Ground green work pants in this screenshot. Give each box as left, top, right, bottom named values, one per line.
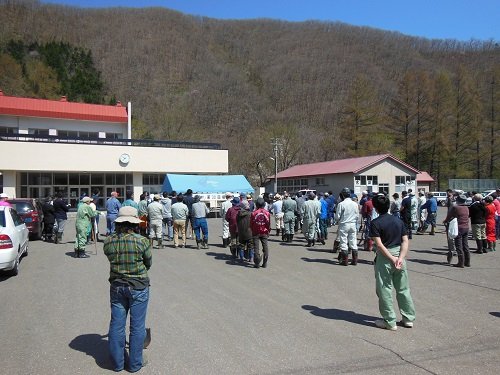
left=374, top=246, right=416, bottom=327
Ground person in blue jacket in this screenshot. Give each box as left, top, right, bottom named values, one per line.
left=417, top=192, right=438, bottom=235
left=326, top=191, right=336, bottom=227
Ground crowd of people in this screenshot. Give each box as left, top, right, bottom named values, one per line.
left=20, top=184, right=498, bottom=361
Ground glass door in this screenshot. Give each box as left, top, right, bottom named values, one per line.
left=69, top=187, right=81, bottom=209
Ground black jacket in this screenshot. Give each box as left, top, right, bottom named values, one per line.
left=42, top=202, right=56, bottom=224
left=237, top=209, right=252, bottom=242
left=468, top=201, right=486, bottom=224
left=53, top=198, right=69, bottom=220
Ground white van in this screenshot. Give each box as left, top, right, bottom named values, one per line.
left=429, top=191, right=448, bottom=206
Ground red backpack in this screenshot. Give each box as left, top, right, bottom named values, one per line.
left=252, top=209, right=270, bottom=236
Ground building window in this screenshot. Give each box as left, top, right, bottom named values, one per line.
left=0, top=127, right=17, bottom=135
left=106, top=133, right=122, bottom=139
left=29, top=128, right=50, bottom=136
left=355, top=175, right=378, bottom=186
left=277, top=178, right=309, bottom=193
left=378, top=183, right=389, bottom=195
left=19, top=172, right=132, bottom=209
left=58, top=130, right=78, bottom=138
left=315, top=177, right=325, bottom=185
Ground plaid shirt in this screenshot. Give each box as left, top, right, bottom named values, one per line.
left=104, top=232, right=152, bottom=284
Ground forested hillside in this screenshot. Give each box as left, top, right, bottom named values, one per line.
left=0, top=0, right=499, bottom=188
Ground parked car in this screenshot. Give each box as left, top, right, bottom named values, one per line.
left=482, top=190, right=496, bottom=198
left=296, top=189, right=317, bottom=197
left=0, top=206, right=29, bottom=276
left=7, top=198, right=44, bottom=240
left=429, top=191, right=448, bottom=206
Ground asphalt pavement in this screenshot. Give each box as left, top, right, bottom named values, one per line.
left=1, top=207, right=499, bottom=375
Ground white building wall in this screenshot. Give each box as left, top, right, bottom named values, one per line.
left=0, top=141, right=228, bottom=173
left=358, top=159, right=416, bottom=194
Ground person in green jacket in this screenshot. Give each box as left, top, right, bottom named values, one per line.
left=75, top=196, right=96, bottom=258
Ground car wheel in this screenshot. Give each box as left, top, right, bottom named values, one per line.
left=23, top=242, right=29, bottom=257
left=7, top=258, right=19, bottom=277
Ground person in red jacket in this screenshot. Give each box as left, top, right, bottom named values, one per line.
left=484, top=196, right=497, bottom=251
left=251, top=197, right=271, bottom=268
left=225, top=196, right=241, bottom=258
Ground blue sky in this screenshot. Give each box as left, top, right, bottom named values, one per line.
left=42, top=0, right=499, bottom=41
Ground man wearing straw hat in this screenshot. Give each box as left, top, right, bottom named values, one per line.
left=104, top=206, right=152, bottom=372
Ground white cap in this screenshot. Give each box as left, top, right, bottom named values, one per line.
left=0, top=193, right=8, bottom=198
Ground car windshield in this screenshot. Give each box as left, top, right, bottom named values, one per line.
left=0, top=211, right=5, bottom=227
left=10, top=202, right=34, bottom=213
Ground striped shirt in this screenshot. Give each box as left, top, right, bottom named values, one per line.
left=104, top=232, right=152, bottom=289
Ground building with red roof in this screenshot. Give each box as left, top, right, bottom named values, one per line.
left=267, top=154, right=426, bottom=196
left=0, top=92, right=228, bottom=206
left=416, top=171, right=435, bottom=192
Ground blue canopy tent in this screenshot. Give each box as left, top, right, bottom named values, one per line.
left=161, top=174, right=253, bottom=194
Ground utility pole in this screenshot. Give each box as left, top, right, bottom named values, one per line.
left=271, top=138, right=282, bottom=193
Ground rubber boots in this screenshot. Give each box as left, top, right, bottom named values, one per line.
left=483, top=239, right=488, bottom=251
left=351, top=251, right=358, bottom=266
left=475, top=240, right=483, bottom=254
left=339, top=251, right=349, bottom=266
left=464, top=251, right=471, bottom=267
left=262, top=255, right=268, bottom=268
left=453, top=255, right=464, bottom=268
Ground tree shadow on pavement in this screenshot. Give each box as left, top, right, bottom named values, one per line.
left=489, top=312, right=500, bottom=318
left=302, top=305, right=377, bottom=327
left=69, top=333, right=113, bottom=370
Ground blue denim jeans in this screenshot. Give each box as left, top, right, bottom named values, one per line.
left=162, top=217, right=173, bottom=239
left=193, top=217, right=208, bottom=241
left=108, top=285, right=149, bottom=372
left=106, top=215, right=117, bottom=235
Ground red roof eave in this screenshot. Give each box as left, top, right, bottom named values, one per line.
left=0, top=94, right=128, bottom=123
left=0, top=108, right=127, bottom=123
